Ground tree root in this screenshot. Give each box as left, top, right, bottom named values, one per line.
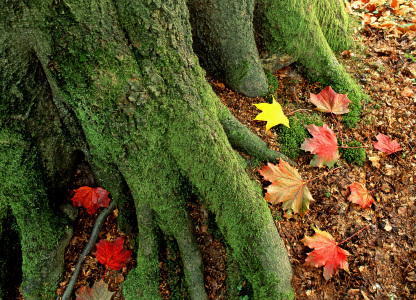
left=218, top=105, right=295, bottom=165
left=173, top=214, right=207, bottom=300
left=59, top=202, right=116, bottom=300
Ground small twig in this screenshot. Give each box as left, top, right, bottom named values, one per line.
left=58, top=202, right=116, bottom=300
left=304, top=166, right=343, bottom=184
left=337, top=224, right=370, bottom=246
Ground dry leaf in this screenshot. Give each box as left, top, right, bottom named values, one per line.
left=253, top=96, right=290, bottom=131
left=309, top=86, right=351, bottom=115
left=373, top=133, right=402, bottom=154
left=259, top=159, right=313, bottom=217
left=402, top=87, right=415, bottom=97
left=348, top=182, right=375, bottom=209
left=301, top=124, right=339, bottom=168
left=302, top=226, right=349, bottom=280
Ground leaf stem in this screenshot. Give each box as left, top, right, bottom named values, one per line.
left=331, top=112, right=345, bottom=146
left=338, top=146, right=367, bottom=149
left=304, top=166, right=343, bottom=184
left=337, top=224, right=370, bottom=246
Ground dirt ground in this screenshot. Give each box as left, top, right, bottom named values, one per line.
left=16, top=2, right=416, bottom=300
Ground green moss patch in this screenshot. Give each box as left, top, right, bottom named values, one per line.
left=275, top=113, right=323, bottom=159
left=340, top=140, right=366, bottom=166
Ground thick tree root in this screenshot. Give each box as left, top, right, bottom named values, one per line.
left=172, top=214, right=207, bottom=300
left=123, top=205, right=160, bottom=299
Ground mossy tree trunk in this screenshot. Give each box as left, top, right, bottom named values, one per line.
left=0, top=0, right=362, bottom=299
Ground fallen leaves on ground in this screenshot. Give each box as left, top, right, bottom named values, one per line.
left=95, top=237, right=132, bottom=271
left=373, top=133, right=403, bottom=154
left=301, top=124, right=339, bottom=168
left=76, top=280, right=114, bottom=300
left=71, top=186, right=111, bottom=215
left=253, top=96, right=290, bottom=131
left=259, top=159, right=313, bottom=217
left=309, top=86, right=351, bottom=114
left=348, top=182, right=375, bottom=208
left=348, top=0, right=416, bottom=37
left=302, top=226, right=349, bottom=280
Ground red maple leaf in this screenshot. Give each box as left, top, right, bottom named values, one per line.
left=348, top=182, right=374, bottom=209
left=309, top=86, right=351, bottom=115
left=301, top=226, right=349, bottom=280
left=300, top=124, right=339, bottom=168
left=76, top=280, right=114, bottom=300
left=95, top=237, right=132, bottom=271
left=71, top=186, right=111, bottom=215
left=373, top=133, right=402, bottom=154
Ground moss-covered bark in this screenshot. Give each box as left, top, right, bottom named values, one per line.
left=258, top=0, right=367, bottom=127
left=0, top=0, right=364, bottom=299
left=188, top=0, right=268, bottom=97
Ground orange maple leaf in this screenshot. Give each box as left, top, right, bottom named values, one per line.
left=348, top=182, right=374, bottom=209
left=71, top=186, right=111, bottom=215
left=259, top=159, right=313, bottom=217
left=373, top=133, right=402, bottom=154
left=302, top=226, right=349, bottom=280
left=309, top=86, right=351, bottom=115
left=301, top=124, right=339, bottom=168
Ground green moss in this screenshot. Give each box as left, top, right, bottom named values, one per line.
left=260, top=0, right=365, bottom=128
left=265, top=70, right=279, bottom=103
left=227, top=59, right=252, bottom=88
left=0, top=127, right=68, bottom=299
left=339, top=140, right=366, bottom=166
left=265, top=70, right=279, bottom=94
left=275, top=113, right=323, bottom=159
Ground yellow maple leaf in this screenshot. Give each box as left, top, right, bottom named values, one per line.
left=253, top=97, right=290, bottom=131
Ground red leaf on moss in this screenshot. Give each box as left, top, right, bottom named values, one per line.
left=301, top=226, right=349, bottom=280
left=309, top=86, right=351, bottom=115
left=300, top=124, right=339, bottom=168
left=76, top=280, right=114, bottom=300
left=259, top=159, right=313, bottom=217
left=71, top=186, right=111, bottom=215
left=348, top=182, right=374, bottom=209
left=95, top=237, right=132, bottom=271
left=373, top=133, right=402, bottom=154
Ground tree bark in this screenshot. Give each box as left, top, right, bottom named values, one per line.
left=188, top=0, right=268, bottom=97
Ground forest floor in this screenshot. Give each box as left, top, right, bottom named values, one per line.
left=14, top=2, right=416, bottom=300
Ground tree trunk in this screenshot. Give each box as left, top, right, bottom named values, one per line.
left=188, top=0, right=269, bottom=97
left=0, top=0, right=364, bottom=299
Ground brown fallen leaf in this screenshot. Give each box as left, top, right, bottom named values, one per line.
left=402, top=87, right=415, bottom=97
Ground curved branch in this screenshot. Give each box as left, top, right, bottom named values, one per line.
left=59, top=202, right=116, bottom=300
left=218, top=106, right=295, bottom=165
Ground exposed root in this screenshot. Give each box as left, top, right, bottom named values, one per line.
left=218, top=106, right=295, bottom=165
